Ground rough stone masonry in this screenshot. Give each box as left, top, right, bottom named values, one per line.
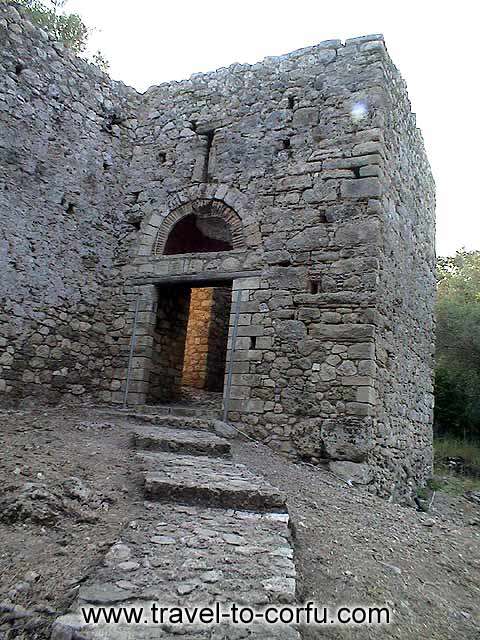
left=0, top=2, right=436, bottom=499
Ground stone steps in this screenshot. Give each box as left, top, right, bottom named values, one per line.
left=104, top=410, right=238, bottom=438
left=52, top=503, right=299, bottom=639
left=138, top=451, right=287, bottom=512
left=131, top=425, right=232, bottom=458
left=114, top=404, right=221, bottom=420
left=126, top=413, right=216, bottom=431
left=51, top=414, right=297, bottom=639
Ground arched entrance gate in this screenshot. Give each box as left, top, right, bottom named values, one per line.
left=119, top=191, right=262, bottom=417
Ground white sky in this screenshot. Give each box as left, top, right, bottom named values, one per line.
left=68, top=0, right=479, bottom=256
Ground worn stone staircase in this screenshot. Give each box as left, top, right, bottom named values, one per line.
left=52, top=416, right=299, bottom=639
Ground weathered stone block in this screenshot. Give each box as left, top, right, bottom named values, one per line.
left=324, top=442, right=367, bottom=463
left=352, top=141, right=385, bottom=156
left=277, top=175, right=313, bottom=191
left=334, top=220, right=380, bottom=246
left=347, top=343, right=375, bottom=358
left=292, top=107, right=319, bottom=127
left=303, top=179, right=338, bottom=203
left=286, top=227, right=329, bottom=251
left=345, top=402, right=373, bottom=417
left=340, top=178, right=382, bottom=199
left=356, top=386, right=376, bottom=404
left=274, top=320, right=307, bottom=342
left=310, top=324, right=375, bottom=341
left=329, top=461, right=373, bottom=484
left=265, top=267, right=307, bottom=289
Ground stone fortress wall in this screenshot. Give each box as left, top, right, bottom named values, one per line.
left=0, top=2, right=435, bottom=499
left=0, top=2, right=138, bottom=405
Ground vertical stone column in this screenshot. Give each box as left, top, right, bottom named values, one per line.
left=224, top=277, right=265, bottom=419
left=110, top=284, right=158, bottom=406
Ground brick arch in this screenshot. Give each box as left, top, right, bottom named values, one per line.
left=152, top=198, right=246, bottom=256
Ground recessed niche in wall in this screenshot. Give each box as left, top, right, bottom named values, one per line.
left=60, top=196, right=75, bottom=215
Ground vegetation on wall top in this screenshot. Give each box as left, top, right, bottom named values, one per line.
left=13, top=0, right=109, bottom=70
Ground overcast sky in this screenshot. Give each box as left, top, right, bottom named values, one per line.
left=68, top=0, right=478, bottom=256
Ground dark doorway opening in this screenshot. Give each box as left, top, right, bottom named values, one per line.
left=164, top=214, right=233, bottom=255
left=148, top=282, right=233, bottom=406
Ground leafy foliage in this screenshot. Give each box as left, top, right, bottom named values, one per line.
left=435, top=251, right=480, bottom=440
left=14, top=0, right=109, bottom=69
left=90, top=49, right=110, bottom=73
left=15, top=0, right=88, bottom=53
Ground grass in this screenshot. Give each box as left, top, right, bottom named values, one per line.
left=433, top=473, right=480, bottom=496
left=432, top=436, right=480, bottom=496
left=434, top=436, right=480, bottom=468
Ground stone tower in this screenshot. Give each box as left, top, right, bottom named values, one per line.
left=0, top=3, right=435, bottom=499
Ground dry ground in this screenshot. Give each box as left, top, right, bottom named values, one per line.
left=234, top=441, right=480, bottom=640
left=0, top=406, right=479, bottom=639
left=0, top=406, right=143, bottom=638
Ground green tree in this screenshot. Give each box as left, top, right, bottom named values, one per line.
left=14, top=0, right=109, bottom=69
left=435, top=250, right=480, bottom=440
left=15, top=0, right=88, bottom=53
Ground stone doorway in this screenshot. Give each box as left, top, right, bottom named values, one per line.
left=147, top=282, right=233, bottom=407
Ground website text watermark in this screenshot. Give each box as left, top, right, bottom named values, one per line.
left=81, top=602, right=391, bottom=627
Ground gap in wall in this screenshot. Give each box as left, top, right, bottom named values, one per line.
left=147, top=282, right=233, bottom=407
